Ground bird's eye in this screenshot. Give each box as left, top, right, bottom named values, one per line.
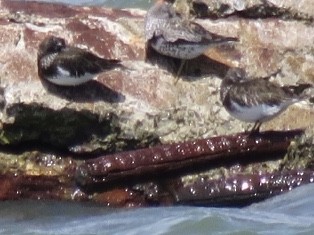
left=54, top=40, right=65, bottom=51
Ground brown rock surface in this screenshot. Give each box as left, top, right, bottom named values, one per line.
left=0, top=0, right=313, bottom=206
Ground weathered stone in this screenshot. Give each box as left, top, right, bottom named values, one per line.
left=190, top=0, right=314, bottom=20
left=0, top=0, right=312, bottom=206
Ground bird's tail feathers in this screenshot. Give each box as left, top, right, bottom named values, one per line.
left=210, top=35, right=238, bottom=45
left=98, top=59, right=129, bottom=71
left=286, top=83, right=314, bottom=100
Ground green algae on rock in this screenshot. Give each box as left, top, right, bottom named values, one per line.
left=1, top=103, right=159, bottom=154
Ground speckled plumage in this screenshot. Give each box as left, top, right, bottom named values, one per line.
left=37, top=36, right=122, bottom=86
left=144, top=0, right=238, bottom=60
left=220, top=68, right=310, bottom=132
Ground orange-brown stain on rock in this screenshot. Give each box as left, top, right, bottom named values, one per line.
left=94, top=188, right=147, bottom=207
left=3, top=1, right=79, bottom=18
left=74, top=28, right=137, bottom=60
left=67, top=20, right=91, bottom=33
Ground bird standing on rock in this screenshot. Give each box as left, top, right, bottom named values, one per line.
left=37, top=36, right=122, bottom=86
left=144, top=0, right=238, bottom=82
left=220, top=67, right=313, bottom=133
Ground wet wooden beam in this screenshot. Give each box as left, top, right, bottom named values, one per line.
left=77, top=129, right=304, bottom=186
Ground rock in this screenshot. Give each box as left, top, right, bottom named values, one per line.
left=0, top=0, right=313, bottom=206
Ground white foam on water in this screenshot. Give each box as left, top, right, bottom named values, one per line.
left=1, top=185, right=314, bottom=235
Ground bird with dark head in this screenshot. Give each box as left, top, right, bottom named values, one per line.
left=37, top=36, right=122, bottom=86
left=220, top=67, right=313, bottom=133
left=144, top=0, right=238, bottom=81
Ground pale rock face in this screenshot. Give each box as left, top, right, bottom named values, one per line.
left=0, top=0, right=312, bottom=205
left=0, top=0, right=313, bottom=145
left=0, top=0, right=313, bottom=144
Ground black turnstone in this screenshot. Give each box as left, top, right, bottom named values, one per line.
left=144, top=0, right=238, bottom=80
left=37, top=36, right=122, bottom=86
left=220, top=68, right=312, bottom=133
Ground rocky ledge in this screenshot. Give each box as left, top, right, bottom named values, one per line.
left=0, top=0, right=313, bottom=207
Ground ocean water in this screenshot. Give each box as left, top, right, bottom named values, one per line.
left=1, top=184, right=314, bottom=235
left=4, top=1, right=314, bottom=234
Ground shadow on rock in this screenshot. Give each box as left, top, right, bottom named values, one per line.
left=145, top=45, right=231, bottom=82
left=40, top=78, right=125, bottom=103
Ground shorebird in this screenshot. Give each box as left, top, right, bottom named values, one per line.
left=220, top=67, right=312, bottom=133
left=37, top=36, right=122, bottom=86
left=144, top=0, right=238, bottom=82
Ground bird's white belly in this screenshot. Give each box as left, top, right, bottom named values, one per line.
left=151, top=37, right=207, bottom=59
left=47, top=74, right=94, bottom=86
left=228, top=101, right=285, bottom=123
left=47, top=67, right=94, bottom=86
